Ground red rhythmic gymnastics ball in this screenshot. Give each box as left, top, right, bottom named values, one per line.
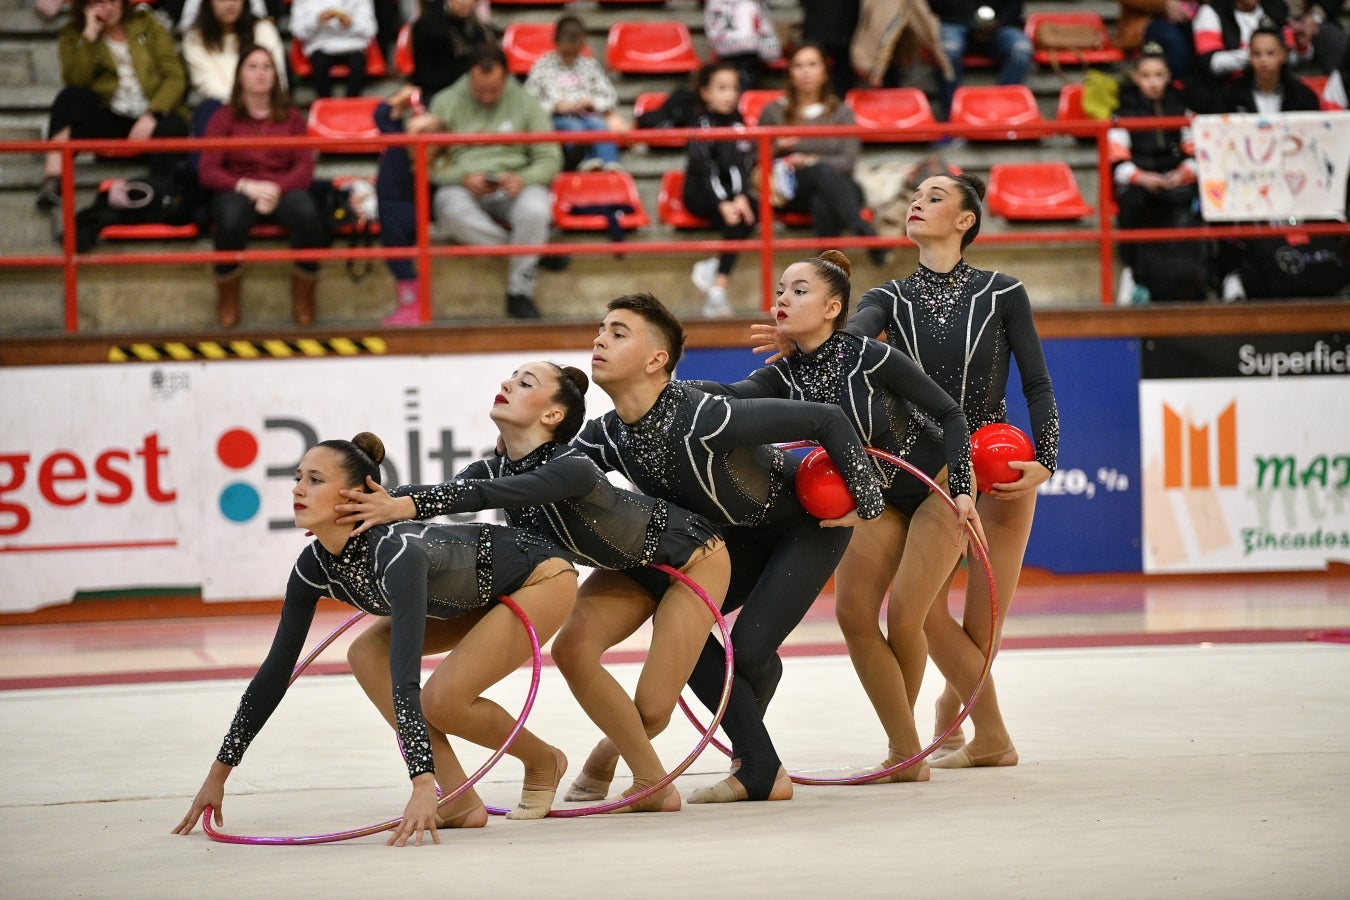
left=795, top=448, right=856, bottom=520
left=971, top=423, right=1034, bottom=493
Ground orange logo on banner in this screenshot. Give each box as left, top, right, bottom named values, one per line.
left=1162, top=401, right=1238, bottom=489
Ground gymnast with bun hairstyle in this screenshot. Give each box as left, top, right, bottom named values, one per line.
left=332, top=362, right=731, bottom=814
left=762, top=173, right=1059, bottom=769
left=173, top=431, right=578, bottom=846
left=693, top=249, right=980, bottom=782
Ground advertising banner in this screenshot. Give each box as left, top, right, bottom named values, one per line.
left=0, top=353, right=608, bottom=613
left=1194, top=112, right=1350, bottom=222
left=1139, top=333, right=1350, bottom=573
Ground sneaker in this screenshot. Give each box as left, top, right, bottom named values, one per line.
left=1221, top=272, right=1246, bottom=303
left=691, top=256, right=719, bottom=293
left=578, top=157, right=605, bottom=172
left=35, top=175, right=60, bottom=211
left=1115, top=266, right=1136, bottom=306
left=602, top=160, right=624, bottom=172
left=506, top=293, right=542, bottom=319
left=382, top=303, right=426, bottom=327
left=702, top=285, right=733, bottom=318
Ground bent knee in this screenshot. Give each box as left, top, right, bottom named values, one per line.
left=549, top=621, right=600, bottom=676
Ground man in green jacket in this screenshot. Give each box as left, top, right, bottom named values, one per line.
left=428, top=46, right=564, bottom=319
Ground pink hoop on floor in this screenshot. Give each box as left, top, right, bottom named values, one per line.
left=484, top=562, right=735, bottom=817
left=201, top=594, right=543, bottom=845
left=677, top=442, right=1002, bottom=785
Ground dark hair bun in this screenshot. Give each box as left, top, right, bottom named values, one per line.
left=818, top=249, right=852, bottom=279
left=351, top=432, right=386, bottom=465
left=957, top=173, right=987, bottom=201
left=560, top=365, right=590, bottom=396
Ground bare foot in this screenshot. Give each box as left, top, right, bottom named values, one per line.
left=929, top=744, right=1018, bottom=769
left=506, top=746, right=567, bottom=820
left=609, top=780, right=681, bottom=813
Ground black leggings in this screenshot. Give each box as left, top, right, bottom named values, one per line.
left=685, top=191, right=758, bottom=277
left=47, top=86, right=188, bottom=175
left=211, top=189, right=328, bottom=276
left=685, top=511, right=852, bottom=799
left=782, top=163, right=870, bottom=239
left=308, top=49, right=367, bottom=98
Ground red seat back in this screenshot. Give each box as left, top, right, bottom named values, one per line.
left=551, top=171, right=651, bottom=230
left=948, top=85, right=1042, bottom=128
left=987, top=162, right=1093, bottom=221
left=657, top=170, right=711, bottom=229
left=845, top=88, right=935, bottom=136
left=738, top=90, right=784, bottom=126
left=606, top=21, right=700, bottom=74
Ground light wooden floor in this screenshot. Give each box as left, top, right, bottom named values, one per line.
left=2, top=572, right=1348, bottom=898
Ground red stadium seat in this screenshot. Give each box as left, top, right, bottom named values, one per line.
left=987, top=161, right=1093, bottom=221
left=306, top=96, right=383, bottom=149
left=503, top=22, right=591, bottom=76
left=633, top=91, right=685, bottom=148
left=777, top=207, right=873, bottom=228
left=1025, top=13, right=1124, bottom=68
left=550, top=171, right=651, bottom=230
left=1056, top=83, right=1087, bottom=121
left=288, top=38, right=388, bottom=80
left=606, top=21, right=700, bottom=74
left=1300, top=75, right=1342, bottom=110
left=948, top=85, right=1042, bottom=131
left=657, top=170, right=711, bottom=229
left=844, top=88, right=935, bottom=137
left=393, top=22, right=414, bottom=76
left=94, top=181, right=200, bottom=240
left=738, top=89, right=783, bottom=126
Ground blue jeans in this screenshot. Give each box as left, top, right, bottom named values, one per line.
left=938, top=23, right=1034, bottom=120
left=552, top=113, right=619, bottom=166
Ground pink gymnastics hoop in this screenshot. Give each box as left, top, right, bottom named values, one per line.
left=677, top=442, right=1002, bottom=785
left=484, top=562, right=736, bottom=817
left=201, top=594, right=543, bottom=845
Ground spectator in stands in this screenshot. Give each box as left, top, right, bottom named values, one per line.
left=182, top=0, right=287, bottom=136
left=1188, top=0, right=1319, bottom=110
left=802, top=0, right=861, bottom=97
left=524, top=14, right=624, bottom=172
left=1109, top=44, right=1199, bottom=304
left=1211, top=25, right=1323, bottom=301
left=705, top=0, right=783, bottom=92
left=683, top=61, right=756, bottom=318
left=373, top=84, right=440, bottom=326
left=175, top=0, right=267, bottom=35
left=1117, top=0, right=1197, bottom=81
left=1216, top=22, right=1323, bottom=111
left=929, top=0, right=1033, bottom=121
left=1287, top=0, right=1349, bottom=74
left=428, top=47, right=563, bottom=320
left=37, top=0, right=190, bottom=211
left=289, top=0, right=377, bottom=98
left=412, top=0, right=495, bottom=102
left=758, top=43, right=886, bottom=265
left=199, top=46, right=328, bottom=327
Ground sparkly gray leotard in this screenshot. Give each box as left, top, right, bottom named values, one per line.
left=216, top=522, right=564, bottom=780
left=851, top=261, right=1060, bottom=471
left=689, top=330, right=973, bottom=506
left=393, top=441, right=720, bottom=575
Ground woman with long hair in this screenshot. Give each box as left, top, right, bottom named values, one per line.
left=182, top=0, right=287, bottom=135
left=198, top=46, right=329, bottom=327
left=757, top=43, right=885, bottom=264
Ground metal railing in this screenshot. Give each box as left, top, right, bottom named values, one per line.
left=2, top=113, right=1346, bottom=332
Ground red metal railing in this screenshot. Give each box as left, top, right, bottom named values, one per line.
left=2, top=114, right=1346, bottom=332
